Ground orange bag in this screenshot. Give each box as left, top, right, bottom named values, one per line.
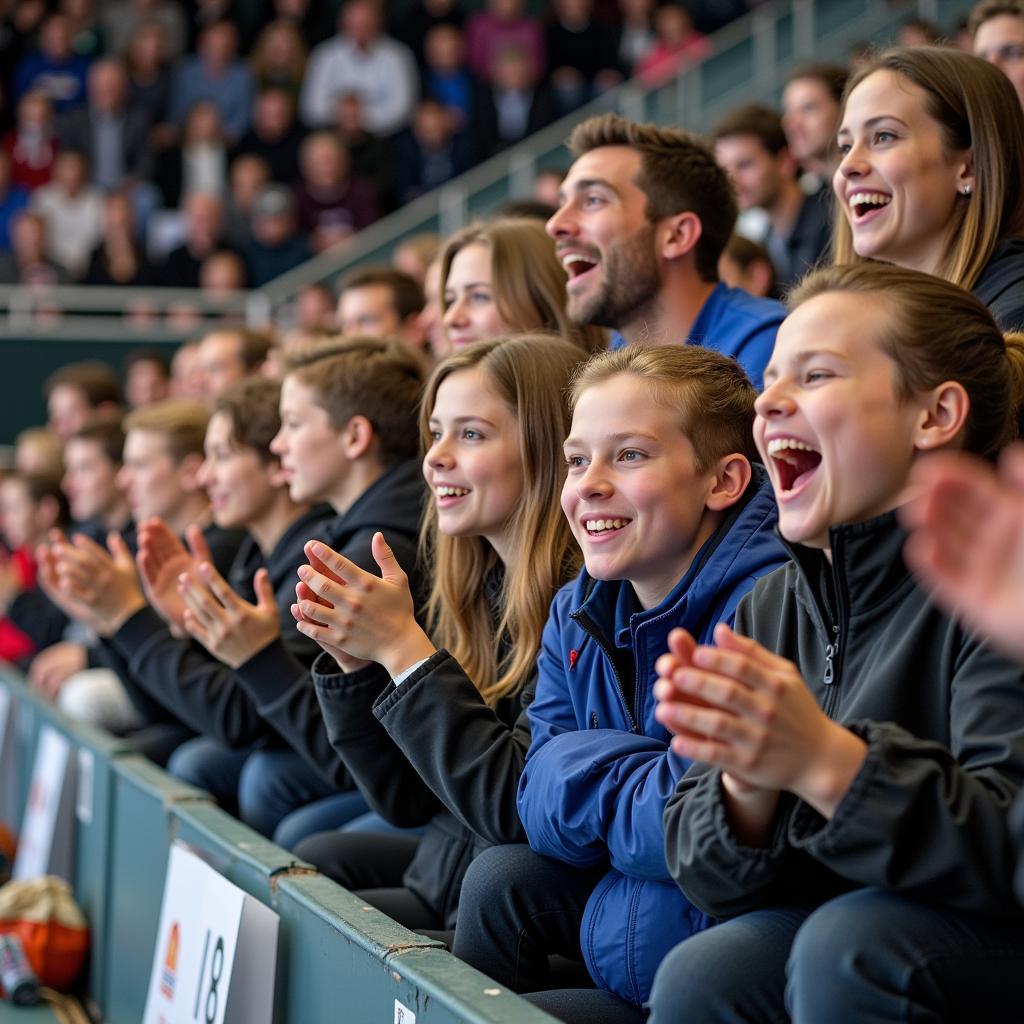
left=0, top=876, right=88, bottom=992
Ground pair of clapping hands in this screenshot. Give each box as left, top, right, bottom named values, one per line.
left=38, top=523, right=435, bottom=676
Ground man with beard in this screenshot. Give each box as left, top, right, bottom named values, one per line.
left=547, top=113, right=784, bottom=389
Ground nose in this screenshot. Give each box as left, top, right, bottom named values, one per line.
left=426, top=434, right=455, bottom=470
left=576, top=458, right=612, bottom=500
left=754, top=378, right=797, bottom=420
left=546, top=201, right=576, bottom=240
left=269, top=428, right=285, bottom=455
left=836, top=139, right=868, bottom=181
left=442, top=294, right=468, bottom=330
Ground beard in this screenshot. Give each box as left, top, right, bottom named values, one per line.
left=568, top=222, right=661, bottom=330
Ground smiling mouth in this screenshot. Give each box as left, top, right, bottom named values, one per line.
left=582, top=517, right=631, bottom=536
left=848, top=191, right=892, bottom=221
left=560, top=252, right=599, bottom=281
left=436, top=485, right=470, bottom=499
left=767, top=438, right=822, bottom=494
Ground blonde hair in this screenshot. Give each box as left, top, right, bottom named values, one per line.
left=123, top=399, right=209, bottom=461
left=440, top=218, right=606, bottom=354
left=419, top=335, right=585, bottom=705
left=832, top=47, right=1024, bottom=290
left=790, top=263, right=1024, bottom=459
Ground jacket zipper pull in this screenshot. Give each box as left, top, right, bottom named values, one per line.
left=823, top=628, right=840, bottom=685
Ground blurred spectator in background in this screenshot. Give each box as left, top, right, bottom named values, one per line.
left=31, top=149, right=104, bottom=279
left=333, top=92, right=393, bottom=209
left=0, top=210, right=68, bottom=285
left=300, top=0, right=418, bottom=135
left=44, top=362, right=121, bottom=440
left=249, top=18, right=308, bottom=100
left=713, top=103, right=831, bottom=289
left=233, top=88, right=305, bottom=186
left=169, top=340, right=206, bottom=400
left=636, top=4, right=710, bottom=87
left=396, top=0, right=464, bottom=67
left=617, top=0, right=657, bottom=76
left=84, top=191, right=156, bottom=286
left=393, top=231, right=441, bottom=285
left=478, top=46, right=556, bottom=156
left=292, top=281, right=336, bottom=331
left=199, top=249, right=248, bottom=295
left=14, top=427, right=64, bottom=478
left=62, top=0, right=104, bottom=59
left=718, top=234, right=777, bottom=299
left=545, top=0, right=621, bottom=115
left=195, top=328, right=273, bottom=399
left=415, top=254, right=443, bottom=354
left=123, top=349, right=170, bottom=408
left=295, top=130, right=379, bottom=252
left=14, top=13, right=91, bottom=114
left=242, top=183, right=312, bottom=285
left=158, top=191, right=233, bottom=287
left=465, top=0, right=544, bottom=84
left=781, top=62, right=847, bottom=187
left=155, top=100, right=228, bottom=207
left=0, top=149, right=29, bottom=251
left=532, top=166, right=565, bottom=209
left=971, top=0, right=1024, bottom=107
left=395, top=98, right=473, bottom=204
left=170, top=21, right=253, bottom=145
left=898, top=17, right=942, bottom=46
left=5, top=91, right=58, bottom=191
left=224, top=153, right=271, bottom=248
left=103, top=0, right=187, bottom=60
left=124, top=21, right=174, bottom=141
left=421, top=24, right=477, bottom=135
left=336, top=264, right=427, bottom=348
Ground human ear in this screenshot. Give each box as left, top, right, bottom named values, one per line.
left=914, top=381, right=970, bottom=452
left=957, top=149, right=974, bottom=196
left=341, top=414, right=375, bottom=460
left=661, top=211, right=702, bottom=262
left=705, top=453, right=752, bottom=511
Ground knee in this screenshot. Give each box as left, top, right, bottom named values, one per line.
left=293, top=830, right=343, bottom=873
left=648, top=939, right=705, bottom=1022
left=237, top=751, right=276, bottom=816
left=458, top=844, right=537, bottom=909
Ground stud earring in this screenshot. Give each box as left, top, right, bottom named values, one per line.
left=962, top=184, right=972, bottom=196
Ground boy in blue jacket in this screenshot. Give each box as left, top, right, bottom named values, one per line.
left=452, top=345, right=788, bottom=1021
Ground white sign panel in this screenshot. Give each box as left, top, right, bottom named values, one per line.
left=143, top=844, right=278, bottom=1024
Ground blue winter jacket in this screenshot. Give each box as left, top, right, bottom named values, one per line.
left=517, top=467, right=788, bottom=1005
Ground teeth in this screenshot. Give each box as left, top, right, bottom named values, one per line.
left=560, top=253, right=596, bottom=270
left=848, top=191, right=891, bottom=210
left=766, top=438, right=817, bottom=455
left=584, top=518, right=629, bottom=532
left=436, top=486, right=470, bottom=497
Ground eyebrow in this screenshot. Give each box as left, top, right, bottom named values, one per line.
left=764, top=348, right=849, bottom=377
left=559, top=177, right=620, bottom=204
left=443, top=281, right=490, bottom=292
left=563, top=430, right=662, bottom=448
left=429, top=414, right=500, bottom=429
left=837, top=114, right=910, bottom=135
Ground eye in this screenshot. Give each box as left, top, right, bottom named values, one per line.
left=565, top=454, right=587, bottom=468
left=470, top=289, right=492, bottom=305
left=583, top=192, right=606, bottom=209
left=804, top=369, right=833, bottom=384
left=429, top=429, right=442, bottom=442
left=873, top=130, right=896, bottom=144
left=462, top=428, right=483, bottom=440
left=619, top=449, right=644, bottom=462
left=837, top=141, right=851, bottom=155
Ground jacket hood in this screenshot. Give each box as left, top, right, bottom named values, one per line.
left=322, top=458, right=426, bottom=549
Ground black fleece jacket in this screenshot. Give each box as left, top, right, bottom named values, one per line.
left=664, top=511, right=1024, bottom=921
left=106, top=506, right=333, bottom=746
left=974, top=236, right=1024, bottom=331
left=228, top=459, right=428, bottom=790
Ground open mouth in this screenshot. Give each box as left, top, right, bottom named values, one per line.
left=847, top=191, right=892, bottom=221
left=766, top=438, right=822, bottom=494
left=581, top=516, right=632, bottom=538
left=560, top=251, right=599, bottom=283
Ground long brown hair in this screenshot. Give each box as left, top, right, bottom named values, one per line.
left=419, top=335, right=585, bottom=705
left=832, top=47, right=1024, bottom=290
left=440, top=218, right=607, bottom=354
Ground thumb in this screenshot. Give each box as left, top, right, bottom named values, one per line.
left=667, top=628, right=696, bottom=663
left=107, top=531, right=133, bottom=566
left=186, top=523, right=212, bottom=565
left=372, top=532, right=405, bottom=584
left=254, top=568, right=275, bottom=611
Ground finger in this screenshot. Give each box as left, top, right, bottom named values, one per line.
left=296, top=579, right=331, bottom=609
left=662, top=665, right=768, bottom=721
left=71, top=531, right=109, bottom=560
left=669, top=731, right=736, bottom=765
left=253, top=568, right=275, bottom=612
left=178, top=575, right=225, bottom=628
left=297, top=565, right=349, bottom=604
left=186, top=523, right=213, bottom=565
left=654, top=652, right=683, bottom=681
left=371, top=532, right=406, bottom=586
left=667, top=628, right=696, bottom=662
left=711, top=623, right=794, bottom=675
left=198, top=562, right=238, bottom=609
left=305, top=541, right=357, bottom=586
left=182, top=608, right=212, bottom=646
left=690, top=642, right=780, bottom=694
left=296, top=598, right=345, bottom=632
left=106, top=531, right=134, bottom=568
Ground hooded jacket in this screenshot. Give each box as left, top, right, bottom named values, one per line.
left=517, top=467, right=787, bottom=1006
left=663, top=512, right=1024, bottom=923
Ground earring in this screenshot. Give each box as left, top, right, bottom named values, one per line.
left=962, top=184, right=972, bottom=196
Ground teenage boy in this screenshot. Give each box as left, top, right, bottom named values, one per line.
left=451, top=347, right=788, bottom=1019
left=547, top=112, right=785, bottom=388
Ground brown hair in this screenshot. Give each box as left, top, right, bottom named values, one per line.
left=69, top=418, right=126, bottom=465
left=419, top=335, right=585, bottom=705
left=567, top=113, right=737, bottom=281
left=833, top=47, right=1024, bottom=290
left=3, top=471, right=71, bottom=529
left=200, top=328, right=275, bottom=371
left=790, top=263, right=1024, bottom=459
left=785, top=62, right=849, bottom=102
left=339, top=264, right=425, bottom=321
left=123, top=399, right=209, bottom=461
left=44, top=361, right=121, bottom=406
left=723, top=234, right=778, bottom=297
left=570, top=345, right=759, bottom=472
left=969, top=0, right=1024, bottom=35
left=213, top=377, right=282, bottom=464
left=712, top=103, right=789, bottom=155
left=288, top=338, right=427, bottom=466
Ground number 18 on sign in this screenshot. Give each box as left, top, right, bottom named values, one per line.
left=143, top=844, right=278, bottom=1024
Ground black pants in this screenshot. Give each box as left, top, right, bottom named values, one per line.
left=452, top=844, right=645, bottom=1024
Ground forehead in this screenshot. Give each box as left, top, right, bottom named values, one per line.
left=840, top=70, right=931, bottom=128
left=783, top=76, right=835, bottom=108
left=571, top=373, right=684, bottom=436
left=340, top=283, right=395, bottom=313
left=200, top=333, right=243, bottom=362
left=433, top=367, right=509, bottom=417
left=65, top=437, right=105, bottom=462
left=975, top=13, right=1024, bottom=45
left=447, top=242, right=491, bottom=280
left=563, top=146, right=644, bottom=195
left=773, top=291, right=896, bottom=365
left=205, top=409, right=234, bottom=443
left=124, top=429, right=170, bottom=459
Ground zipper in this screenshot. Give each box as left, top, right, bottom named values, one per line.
left=570, top=610, right=639, bottom=734
left=823, top=626, right=840, bottom=685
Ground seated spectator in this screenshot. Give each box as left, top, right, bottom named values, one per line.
left=232, top=89, right=305, bottom=188
left=333, top=92, right=394, bottom=209
left=4, top=91, right=58, bottom=192
left=394, top=99, right=474, bottom=205
left=31, top=149, right=104, bottom=279
left=477, top=46, right=556, bottom=157
left=57, top=58, right=155, bottom=193
left=155, top=101, right=229, bottom=208
left=199, top=249, right=248, bottom=296
left=713, top=104, right=831, bottom=290
left=393, top=232, right=441, bottom=285
left=170, top=20, right=253, bottom=145
left=336, top=265, right=426, bottom=348
left=242, top=184, right=312, bottom=286
left=617, top=0, right=657, bottom=76
left=636, top=3, right=710, bottom=87
left=124, top=21, right=174, bottom=139
left=170, top=341, right=206, bottom=401
left=545, top=0, right=622, bottom=115
left=781, top=62, right=847, bottom=187
left=196, top=328, right=274, bottom=400
left=158, top=192, right=234, bottom=288
left=249, top=19, right=308, bottom=100
left=44, top=361, right=121, bottom=440
left=14, top=427, right=64, bottom=478
left=899, top=17, right=942, bottom=46
left=224, top=154, right=271, bottom=249
left=718, top=234, right=778, bottom=299
left=0, top=150, right=29, bottom=251
left=971, top=0, right=1024, bottom=106
left=465, top=0, right=545, bottom=84
left=84, top=191, right=156, bottom=286
left=62, top=0, right=104, bottom=59
left=270, top=0, right=334, bottom=49
left=102, top=0, right=187, bottom=60
left=14, top=13, right=91, bottom=114
left=532, top=166, right=565, bottom=209
left=292, top=283, right=337, bottom=332
left=439, top=217, right=606, bottom=355
left=0, top=210, right=68, bottom=286
left=421, top=25, right=477, bottom=135
left=295, top=131, right=380, bottom=253
left=395, top=0, right=465, bottom=67
left=62, top=420, right=132, bottom=538
left=123, top=349, right=170, bottom=409
left=300, top=0, right=418, bottom=135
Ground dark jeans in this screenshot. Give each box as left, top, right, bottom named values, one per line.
left=452, top=844, right=644, bottom=1023
left=648, top=887, right=1024, bottom=1024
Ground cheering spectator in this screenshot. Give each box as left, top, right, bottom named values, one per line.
left=233, top=88, right=305, bottom=187
left=465, top=0, right=544, bottom=84
left=546, top=0, right=622, bottom=115
left=395, top=99, right=473, bottom=204
left=43, top=362, right=121, bottom=440
left=637, top=4, right=710, bottom=87
left=31, top=149, right=104, bottom=279
left=971, top=0, right=1024, bottom=107
left=4, top=91, right=58, bottom=192
left=300, top=0, right=418, bottom=136
left=84, top=191, right=156, bottom=286
left=336, top=264, right=426, bottom=347
left=242, top=184, right=312, bottom=286
left=14, top=13, right=91, bottom=114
